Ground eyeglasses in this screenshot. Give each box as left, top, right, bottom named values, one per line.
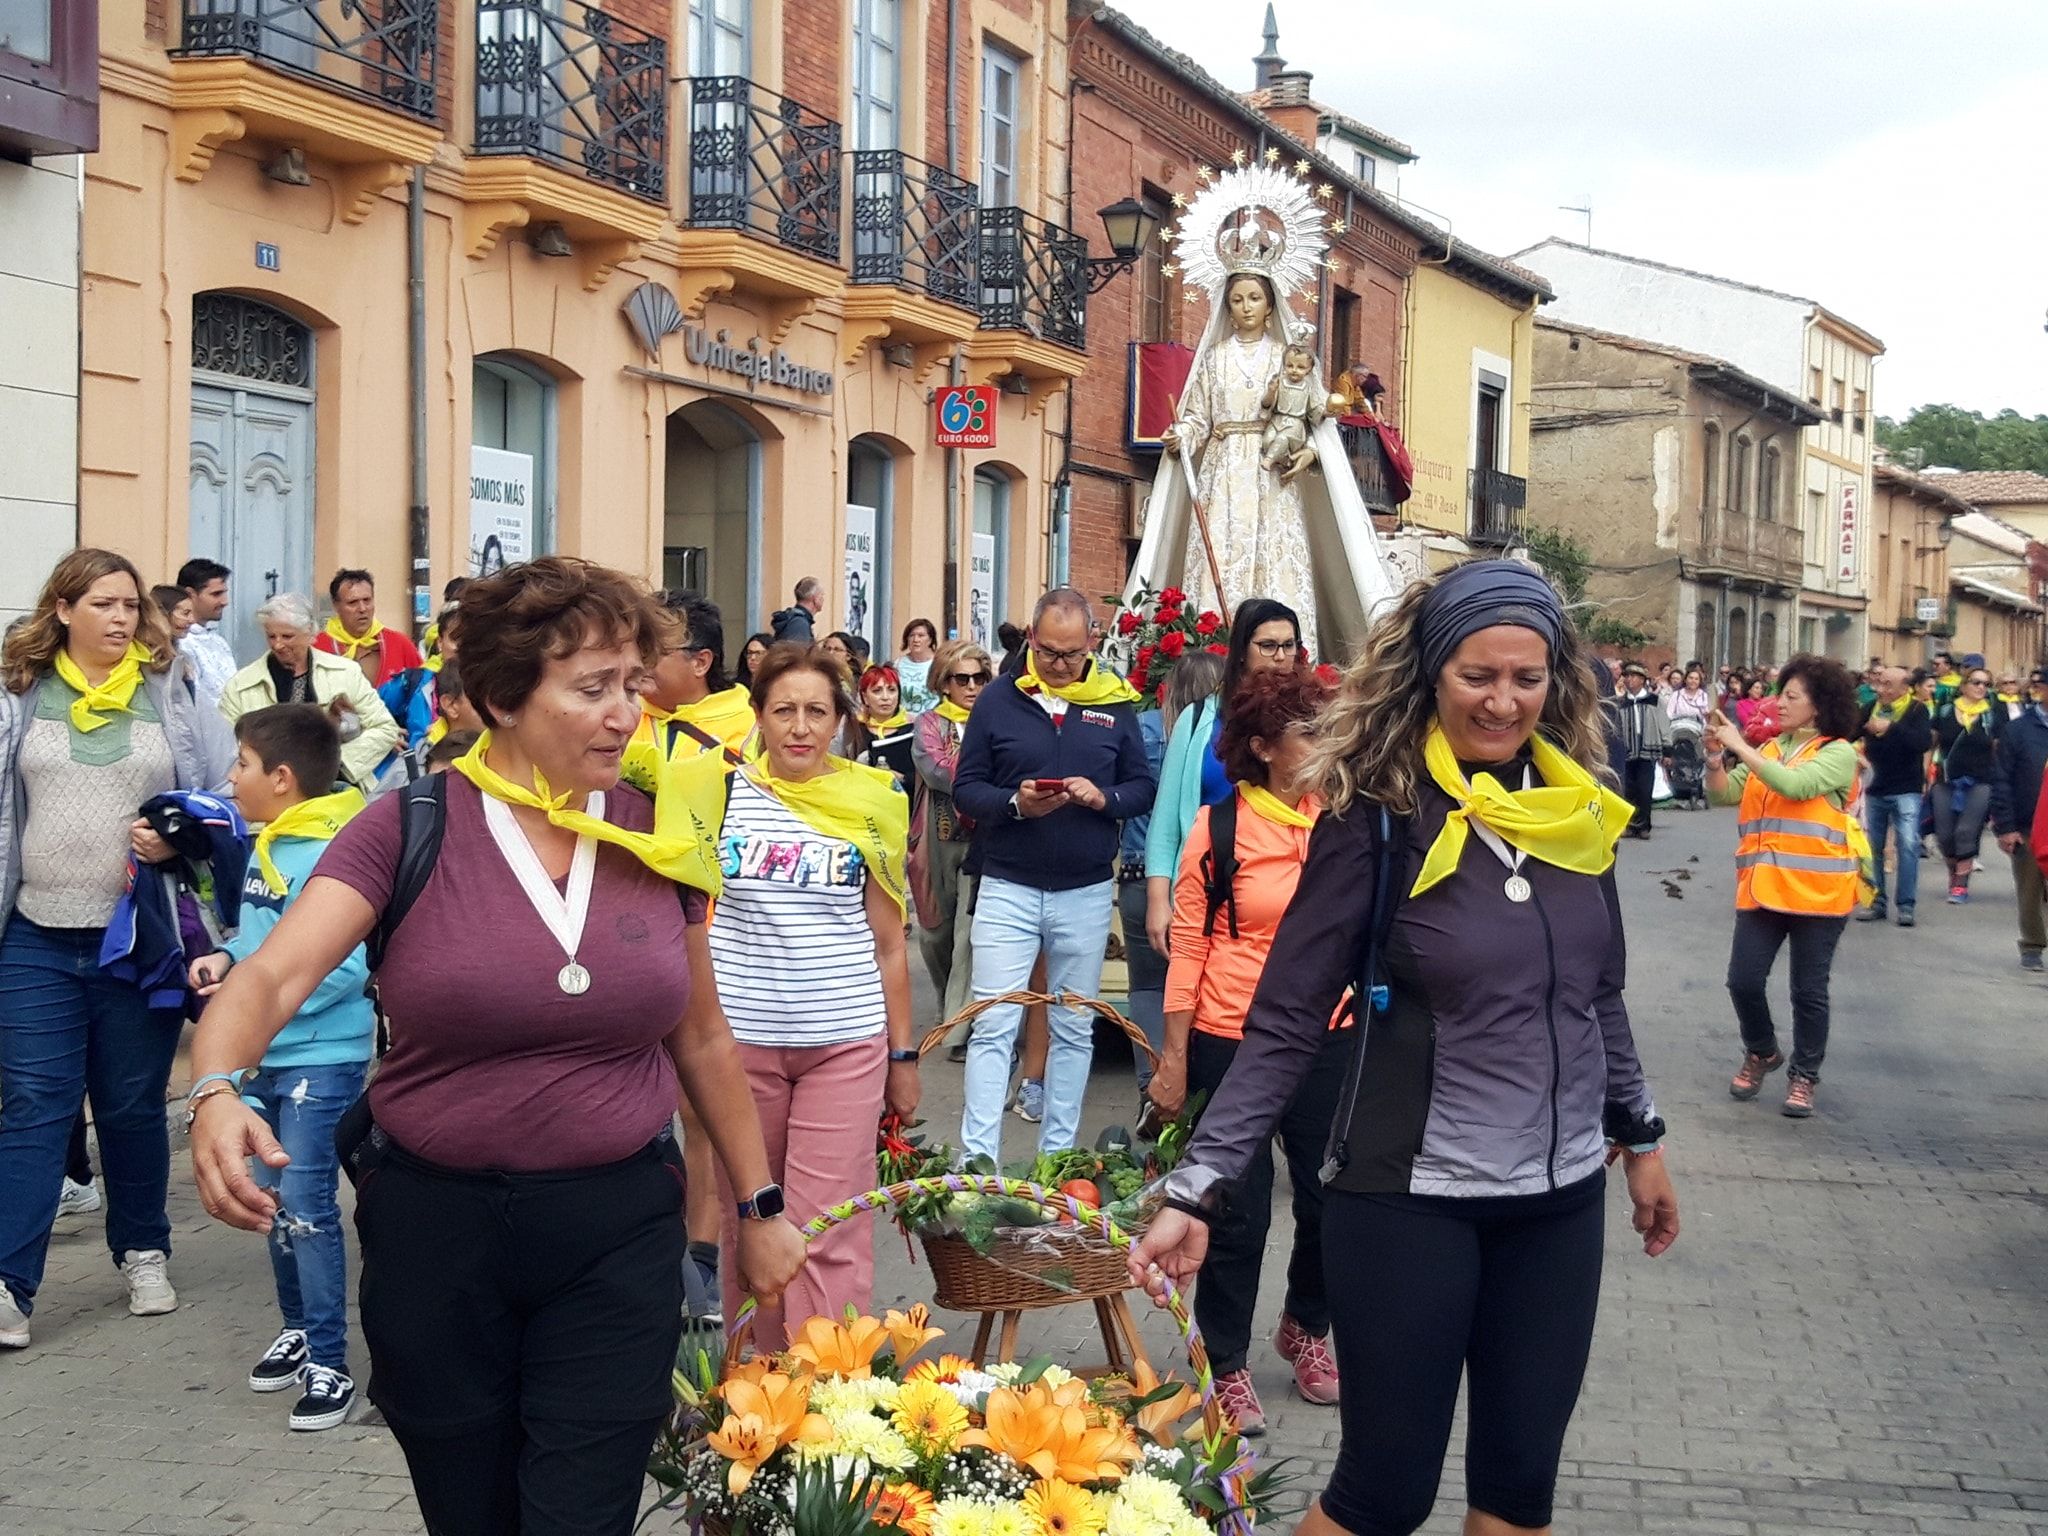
left=1248, top=638, right=1297, bottom=658
left=948, top=671, right=990, bottom=686
left=1032, top=644, right=1089, bottom=666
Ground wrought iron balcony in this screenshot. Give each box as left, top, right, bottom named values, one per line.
left=1699, top=505, right=1802, bottom=587
left=1468, top=467, right=1527, bottom=546
left=978, top=206, right=1087, bottom=350
left=686, top=76, right=841, bottom=264
left=850, top=150, right=979, bottom=309
left=474, top=0, right=666, bottom=203
left=1337, top=420, right=1403, bottom=514
left=175, top=0, right=438, bottom=120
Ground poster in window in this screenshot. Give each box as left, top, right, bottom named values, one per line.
left=844, top=503, right=877, bottom=652
left=469, top=446, right=533, bottom=577
left=968, top=533, right=997, bottom=648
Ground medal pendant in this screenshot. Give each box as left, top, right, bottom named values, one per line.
left=1503, top=875, right=1532, bottom=904
left=557, top=961, right=592, bottom=996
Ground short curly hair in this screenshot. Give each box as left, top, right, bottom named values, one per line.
left=1217, top=667, right=1335, bottom=787
left=1775, top=653, right=1860, bottom=740
left=448, top=557, right=674, bottom=728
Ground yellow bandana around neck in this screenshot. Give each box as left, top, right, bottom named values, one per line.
left=1952, top=694, right=1993, bottom=730
left=865, top=709, right=912, bottom=735
left=935, top=698, right=973, bottom=725
left=1999, top=690, right=2021, bottom=706
left=1411, top=724, right=1633, bottom=899
left=254, top=788, right=364, bottom=896
left=323, top=616, right=384, bottom=660
left=456, top=730, right=723, bottom=895
left=1240, top=782, right=1315, bottom=829
left=653, top=746, right=909, bottom=915
left=1871, top=693, right=1910, bottom=722
left=1023, top=652, right=1141, bottom=708
left=54, top=641, right=153, bottom=733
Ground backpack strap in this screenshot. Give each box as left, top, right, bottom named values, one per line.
left=1198, top=791, right=1241, bottom=939
left=666, top=716, right=746, bottom=768
left=1320, top=805, right=1409, bottom=1186
left=368, top=771, right=447, bottom=974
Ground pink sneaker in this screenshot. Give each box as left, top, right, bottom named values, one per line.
left=1212, top=1367, right=1266, bottom=1436
left=1274, top=1313, right=1340, bottom=1405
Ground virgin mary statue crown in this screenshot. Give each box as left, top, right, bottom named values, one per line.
left=1165, top=156, right=1335, bottom=320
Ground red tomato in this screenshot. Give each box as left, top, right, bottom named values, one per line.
left=1059, top=1178, right=1101, bottom=1212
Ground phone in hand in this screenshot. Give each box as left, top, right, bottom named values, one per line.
left=1028, top=778, right=1069, bottom=794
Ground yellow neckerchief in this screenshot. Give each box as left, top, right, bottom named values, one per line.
left=253, top=789, right=364, bottom=896
left=421, top=621, right=441, bottom=660
left=322, top=616, right=383, bottom=661
left=1412, top=724, right=1633, bottom=898
left=455, top=731, right=722, bottom=894
left=53, top=641, right=153, bottom=733
left=1870, top=693, right=1910, bottom=722
left=1240, top=782, right=1317, bottom=829
left=654, top=745, right=909, bottom=915
left=864, top=709, right=912, bottom=735
left=1951, top=694, right=1993, bottom=731
left=646, top=684, right=757, bottom=755
left=1998, top=690, right=2021, bottom=707
left=1022, top=652, right=1141, bottom=707
left=935, top=698, right=973, bottom=725
left=425, top=651, right=445, bottom=674
left=425, top=716, right=449, bottom=746
left=1937, top=671, right=1961, bottom=690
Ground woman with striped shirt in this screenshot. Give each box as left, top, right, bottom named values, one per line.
left=699, top=643, right=916, bottom=1347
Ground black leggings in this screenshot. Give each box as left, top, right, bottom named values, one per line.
left=1319, top=1172, right=1606, bottom=1534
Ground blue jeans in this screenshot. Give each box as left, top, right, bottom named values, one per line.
left=1117, top=879, right=1166, bottom=1091
left=246, top=1061, right=367, bottom=1371
left=0, top=918, right=181, bottom=1312
left=963, top=876, right=1114, bottom=1162
left=1865, top=791, right=1922, bottom=911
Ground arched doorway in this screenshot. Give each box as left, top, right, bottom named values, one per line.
left=1694, top=600, right=1717, bottom=672
left=664, top=400, right=761, bottom=637
left=1727, top=605, right=1749, bottom=671
left=848, top=435, right=897, bottom=657
left=189, top=293, right=315, bottom=660
left=971, top=466, right=1015, bottom=649
left=472, top=353, right=558, bottom=567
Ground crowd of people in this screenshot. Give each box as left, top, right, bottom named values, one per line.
left=4, top=544, right=2045, bottom=1536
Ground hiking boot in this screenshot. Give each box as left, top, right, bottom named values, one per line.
left=1012, top=1078, right=1045, bottom=1123
left=289, top=1365, right=356, bottom=1432
left=1782, top=1076, right=1817, bottom=1118
left=56, top=1177, right=101, bottom=1216
left=0, top=1281, right=27, bottom=1349
left=1897, top=909, right=1916, bottom=928
left=1274, top=1314, right=1339, bottom=1405
left=1213, top=1368, right=1266, bottom=1436
left=1728, top=1050, right=1784, bottom=1101
left=2023, top=952, right=2045, bottom=974
left=249, top=1328, right=310, bottom=1392
left=120, top=1250, right=177, bottom=1316
left=1855, top=903, right=1887, bottom=923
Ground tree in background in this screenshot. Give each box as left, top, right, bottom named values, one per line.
left=1877, top=405, right=2048, bottom=474
left=1520, top=524, right=1651, bottom=651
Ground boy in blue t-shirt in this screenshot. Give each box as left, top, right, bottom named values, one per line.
left=189, top=704, right=373, bottom=1433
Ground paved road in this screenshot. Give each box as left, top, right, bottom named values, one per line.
left=3, top=805, right=2044, bottom=1534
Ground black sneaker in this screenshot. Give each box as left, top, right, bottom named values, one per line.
left=683, top=1244, right=722, bottom=1327
left=248, top=1328, right=309, bottom=1393
left=290, top=1365, right=356, bottom=1432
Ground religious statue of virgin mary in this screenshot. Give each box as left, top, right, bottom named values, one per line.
left=1122, top=160, right=1399, bottom=660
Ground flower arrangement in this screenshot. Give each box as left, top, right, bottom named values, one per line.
left=651, top=1306, right=1287, bottom=1536
left=1115, top=584, right=1229, bottom=707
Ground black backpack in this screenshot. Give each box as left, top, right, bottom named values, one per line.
left=1198, top=792, right=1243, bottom=939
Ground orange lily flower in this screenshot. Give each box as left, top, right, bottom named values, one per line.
left=1125, top=1360, right=1201, bottom=1445
left=960, top=1384, right=1069, bottom=1479
left=706, top=1412, right=778, bottom=1495
left=883, top=1303, right=945, bottom=1365
left=788, top=1314, right=890, bottom=1378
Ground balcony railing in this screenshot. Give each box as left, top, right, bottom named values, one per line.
left=474, top=0, right=665, bottom=202
left=850, top=150, right=979, bottom=308
left=685, top=76, right=841, bottom=264
left=175, top=0, right=438, bottom=120
left=1336, top=420, right=1403, bottom=514
left=978, top=206, right=1087, bottom=350
left=1469, top=467, right=1526, bottom=545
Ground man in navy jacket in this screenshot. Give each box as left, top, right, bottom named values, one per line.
left=952, top=588, right=1155, bottom=1160
left=1991, top=667, right=2048, bottom=970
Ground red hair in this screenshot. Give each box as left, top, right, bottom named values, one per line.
left=859, top=664, right=900, bottom=697
left=1217, top=667, right=1336, bottom=786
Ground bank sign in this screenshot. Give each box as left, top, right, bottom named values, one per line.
left=682, top=324, right=834, bottom=397
left=934, top=384, right=997, bottom=448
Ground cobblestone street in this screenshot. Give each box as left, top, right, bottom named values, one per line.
left=3, top=806, right=2044, bottom=1535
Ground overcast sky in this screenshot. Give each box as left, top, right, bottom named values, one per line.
left=1108, top=0, right=2048, bottom=417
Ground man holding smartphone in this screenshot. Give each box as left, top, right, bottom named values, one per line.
left=951, top=588, right=1157, bottom=1161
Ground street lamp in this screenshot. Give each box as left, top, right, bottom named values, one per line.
left=1084, top=197, right=1162, bottom=294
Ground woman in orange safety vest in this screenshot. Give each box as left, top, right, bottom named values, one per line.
left=1705, top=655, right=1865, bottom=1120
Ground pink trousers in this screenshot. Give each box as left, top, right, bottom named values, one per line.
left=717, top=1032, right=886, bottom=1350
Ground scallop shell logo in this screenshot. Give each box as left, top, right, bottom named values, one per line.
left=623, top=281, right=686, bottom=363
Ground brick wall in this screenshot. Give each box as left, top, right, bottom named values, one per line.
left=785, top=0, right=840, bottom=126
left=605, top=0, right=670, bottom=46
left=145, top=0, right=166, bottom=44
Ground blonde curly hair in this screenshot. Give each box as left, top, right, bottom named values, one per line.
left=1304, top=568, right=1614, bottom=816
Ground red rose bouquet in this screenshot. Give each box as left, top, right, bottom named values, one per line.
left=1119, top=584, right=1229, bottom=707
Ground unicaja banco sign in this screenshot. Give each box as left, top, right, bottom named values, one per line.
left=685, top=325, right=834, bottom=397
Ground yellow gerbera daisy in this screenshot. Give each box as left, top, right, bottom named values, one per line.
left=1023, top=1478, right=1107, bottom=1536
left=870, top=1481, right=937, bottom=1535
left=891, top=1379, right=970, bottom=1452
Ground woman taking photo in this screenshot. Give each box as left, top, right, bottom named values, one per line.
left=910, top=639, right=991, bottom=1053
left=679, top=643, right=917, bottom=1348
left=894, top=617, right=940, bottom=716
left=1930, top=664, right=2003, bottom=903
left=185, top=558, right=804, bottom=1535
left=1133, top=560, right=1678, bottom=1536
left=1144, top=597, right=1302, bottom=958
left=219, top=593, right=399, bottom=794
left=0, top=549, right=235, bottom=1348
left=1707, top=654, right=1863, bottom=1119
left=1148, top=666, right=1341, bottom=1434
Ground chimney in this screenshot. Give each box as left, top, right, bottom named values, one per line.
left=1252, top=3, right=1285, bottom=89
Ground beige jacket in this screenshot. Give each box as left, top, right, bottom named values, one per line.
left=219, top=650, right=400, bottom=792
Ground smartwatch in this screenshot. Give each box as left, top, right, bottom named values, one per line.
left=737, top=1183, right=785, bottom=1221
left=887, top=1047, right=920, bottom=1064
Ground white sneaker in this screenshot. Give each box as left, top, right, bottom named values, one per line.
left=57, top=1178, right=102, bottom=1217
left=120, top=1249, right=178, bottom=1316
left=0, top=1280, right=27, bottom=1348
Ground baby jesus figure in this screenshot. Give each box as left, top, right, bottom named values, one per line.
left=1261, top=342, right=1326, bottom=472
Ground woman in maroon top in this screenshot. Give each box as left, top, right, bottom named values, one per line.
left=186, top=559, right=804, bottom=1536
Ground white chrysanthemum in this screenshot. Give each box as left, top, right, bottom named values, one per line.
left=985, top=1361, right=1024, bottom=1384
left=1166, top=1510, right=1212, bottom=1536
left=981, top=1504, right=1028, bottom=1536
left=1109, top=1471, right=1185, bottom=1521
left=1035, top=1364, right=1076, bottom=1391
left=832, top=1415, right=916, bottom=1471
left=954, top=1369, right=1000, bottom=1397
left=929, top=1497, right=993, bottom=1536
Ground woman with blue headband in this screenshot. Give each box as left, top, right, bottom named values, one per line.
left=1134, top=560, right=1681, bottom=1536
